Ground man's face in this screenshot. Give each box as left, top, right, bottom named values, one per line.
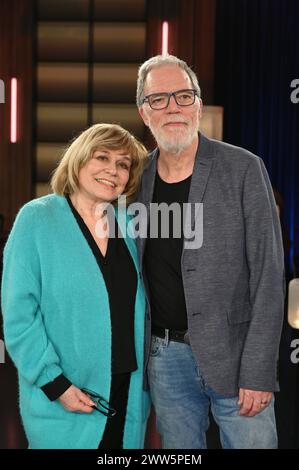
left=138, top=65, right=202, bottom=154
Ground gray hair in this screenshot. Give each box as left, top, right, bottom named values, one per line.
left=136, top=54, right=201, bottom=107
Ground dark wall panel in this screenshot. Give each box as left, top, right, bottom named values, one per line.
left=0, top=0, right=33, bottom=232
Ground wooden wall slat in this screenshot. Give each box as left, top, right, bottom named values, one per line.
left=93, top=64, right=139, bottom=102
left=36, top=142, right=66, bottom=181
left=92, top=103, right=144, bottom=139
left=93, top=0, right=146, bottom=21
left=37, top=0, right=89, bottom=20
left=37, top=63, right=88, bottom=101
left=37, top=63, right=139, bottom=103
left=37, top=0, right=146, bottom=21
left=38, top=23, right=89, bottom=62
left=37, top=103, right=88, bottom=141
left=93, top=23, right=146, bottom=62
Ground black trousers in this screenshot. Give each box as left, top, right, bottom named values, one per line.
left=98, top=372, right=131, bottom=449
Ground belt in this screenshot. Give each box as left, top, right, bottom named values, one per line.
left=152, top=324, right=190, bottom=345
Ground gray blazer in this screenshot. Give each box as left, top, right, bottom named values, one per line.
left=137, top=133, right=285, bottom=396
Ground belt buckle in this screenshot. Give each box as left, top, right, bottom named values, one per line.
left=164, top=328, right=169, bottom=343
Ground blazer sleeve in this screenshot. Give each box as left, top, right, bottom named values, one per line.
left=238, top=156, right=285, bottom=391
left=1, top=205, right=64, bottom=387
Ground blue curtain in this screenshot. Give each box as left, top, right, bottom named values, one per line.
left=215, top=0, right=299, bottom=275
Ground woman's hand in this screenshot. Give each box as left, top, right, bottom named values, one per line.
left=58, top=385, right=96, bottom=413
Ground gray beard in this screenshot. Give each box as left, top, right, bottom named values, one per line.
left=150, top=126, right=198, bottom=155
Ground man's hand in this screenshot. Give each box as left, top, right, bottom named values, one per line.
left=58, top=384, right=96, bottom=413
left=238, top=388, right=273, bottom=417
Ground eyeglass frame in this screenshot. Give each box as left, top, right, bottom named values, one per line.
left=81, top=387, right=116, bottom=418
left=142, top=88, right=199, bottom=110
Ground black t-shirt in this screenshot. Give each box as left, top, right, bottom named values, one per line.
left=144, top=172, right=191, bottom=331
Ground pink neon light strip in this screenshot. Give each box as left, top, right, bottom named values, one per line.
left=162, top=21, right=169, bottom=55
left=10, top=78, right=18, bottom=143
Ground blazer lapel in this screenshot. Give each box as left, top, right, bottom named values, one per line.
left=141, top=148, right=158, bottom=207
left=183, top=134, right=215, bottom=247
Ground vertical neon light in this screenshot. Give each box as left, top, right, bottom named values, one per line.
left=10, top=78, right=18, bottom=143
left=162, top=21, right=169, bottom=55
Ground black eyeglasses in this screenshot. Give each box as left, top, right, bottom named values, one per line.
left=81, top=388, right=116, bottom=418
left=142, top=89, right=198, bottom=110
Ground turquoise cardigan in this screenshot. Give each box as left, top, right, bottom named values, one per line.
left=1, top=194, right=150, bottom=449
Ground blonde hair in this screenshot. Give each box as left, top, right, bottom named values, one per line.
left=51, top=123, right=147, bottom=203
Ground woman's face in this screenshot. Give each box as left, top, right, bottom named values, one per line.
left=77, top=148, right=132, bottom=204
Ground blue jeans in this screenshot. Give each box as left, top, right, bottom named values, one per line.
left=148, top=335, right=278, bottom=449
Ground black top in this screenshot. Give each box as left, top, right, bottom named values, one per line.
left=144, top=172, right=191, bottom=331
left=42, top=197, right=137, bottom=401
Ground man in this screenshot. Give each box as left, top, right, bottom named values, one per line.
left=136, top=54, right=285, bottom=449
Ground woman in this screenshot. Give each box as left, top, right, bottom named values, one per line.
left=1, top=123, right=150, bottom=449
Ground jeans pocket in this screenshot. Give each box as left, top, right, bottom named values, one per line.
left=150, top=336, right=163, bottom=357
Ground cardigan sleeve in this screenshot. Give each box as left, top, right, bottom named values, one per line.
left=1, top=204, right=64, bottom=387
left=41, top=374, right=72, bottom=401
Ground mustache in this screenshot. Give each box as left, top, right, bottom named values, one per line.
left=162, top=117, right=188, bottom=125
